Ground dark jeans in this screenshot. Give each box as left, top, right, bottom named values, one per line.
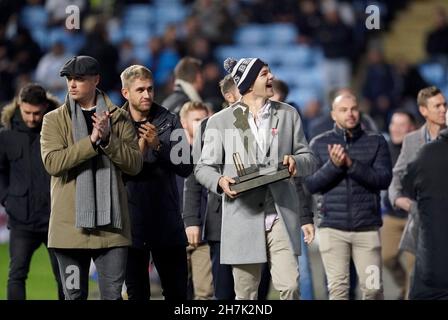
left=409, top=265, right=448, bottom=300
left=7, top=228, right=64, bottom=300
left=209, top=240, right=235, bottom=300
left=125, top=245, right=188, bottom=300
left=54, top=247, right=127, bottom=300
left=258, top=263, right=271, bottom=300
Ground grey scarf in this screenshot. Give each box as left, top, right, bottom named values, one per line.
left=69, top=92, right=122, bottom=230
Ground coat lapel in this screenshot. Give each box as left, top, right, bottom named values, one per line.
left=265, top=102, right=279, bottom=159
left=232, top=103, right=260, bottom=164
left=231, top=101, right=280, bottom=166
left=418, top=124, right=427, bottom=145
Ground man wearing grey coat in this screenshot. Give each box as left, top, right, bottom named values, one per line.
left=195, top=57, right=317, bottom=300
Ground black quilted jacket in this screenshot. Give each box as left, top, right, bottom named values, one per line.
left=305, top=124, right=392, bottom=231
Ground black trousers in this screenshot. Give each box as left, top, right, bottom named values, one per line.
left=54, top=247, right=128, bottom=300
left=125, top=244, right=188, bottom=300
left=209, top=241, right=234, bottom=300
left=7, top=228, right=64, bottom=300
left=409, top=264, right=448, bottom=300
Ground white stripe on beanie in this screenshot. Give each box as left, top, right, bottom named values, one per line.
left=237, top=58, right=258, bottom=87
left=231, top=59, right=246, bottom=78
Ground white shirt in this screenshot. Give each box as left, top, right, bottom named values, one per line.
left=241, top=100, right=278, bottom=231
left=247, top=100, right=272, bottom=155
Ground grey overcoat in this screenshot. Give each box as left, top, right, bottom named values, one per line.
left=195, top=100, right=316, bottom=264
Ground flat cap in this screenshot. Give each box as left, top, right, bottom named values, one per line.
left=60, top=55, right=100, bottom=77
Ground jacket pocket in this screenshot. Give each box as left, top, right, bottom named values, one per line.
left=6, top=142, right=22, bottom=161
left=317, top=227, right=332, bottom=253
left=5, top=193, right=29, bottom=222
left=7, top=145, right=28, bottom=196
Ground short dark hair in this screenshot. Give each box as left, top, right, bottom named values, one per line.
left=19, top=83, right=48, bottom=106
left=272, top=79, right=289, bottom=101
left=174, top=57, right=202, bottom=83
left=417, top=86, right=442, bottom=107
left=392, top=109, right=417, bottom=126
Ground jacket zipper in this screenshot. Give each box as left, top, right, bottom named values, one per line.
left=344, top=130, right=353, bottom=230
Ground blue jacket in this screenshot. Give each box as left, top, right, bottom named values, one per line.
left=305, top=124, right=392, bottom=231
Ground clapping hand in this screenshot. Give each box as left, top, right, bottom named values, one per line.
left=137, top=122, right=160, bottom=151
left=92, top=111, right=112, bottom=144
left=328, top=144, right=352, bottom=167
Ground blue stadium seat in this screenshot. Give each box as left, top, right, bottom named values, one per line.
left=287, top=88, right=320, bottom=111
left=152, top=4, right=188, bottom=35
left=295, top=67, right=324, bottom=90
left=277, top=46, right=317, bottom=68
left=267, top=23, right=298, bottom=46
left=272, top=67, right=300, bottom=87
left=153, top=0, right=182, bottom=5
left=234, top=24, right=267, bottom=46
left=214, top=46, right=253, bottom=66
left=107, top=20, right=124, bottom=45
left=30, top=27, right=48, bottom=50
left=122, top=26, right=152, bottom=46
left=235, top=23, right=298, bottom=47
left=47, top=27, right=85, bottom=54
left=247, top=46, right=276, bottom=66
left=419, top=62, right=446, bottom=88
left=134, top=45, right=151, bottom=63
left=20, top=5, right=48, bottom=29
left=122, top=4, right=154, bottom=26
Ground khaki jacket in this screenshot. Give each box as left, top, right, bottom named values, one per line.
left=40, top=92, right=143, bottom=248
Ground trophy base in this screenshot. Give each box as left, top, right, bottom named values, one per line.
left=229, top=164, right=290, bottom=193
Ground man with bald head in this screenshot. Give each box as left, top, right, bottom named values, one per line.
left=305, top=93, right=392, bottom=300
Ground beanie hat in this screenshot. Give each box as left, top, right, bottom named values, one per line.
left=223, top=57, right=266, bottom=95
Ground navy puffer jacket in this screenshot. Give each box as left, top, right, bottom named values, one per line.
left=305, top=124, right=392, bottom=231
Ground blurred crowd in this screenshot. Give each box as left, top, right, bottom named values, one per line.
left=3, top=0, right=446, bottom=135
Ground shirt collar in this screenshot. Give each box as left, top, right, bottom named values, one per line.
left=235, top=99, right=271, bottom=117
left=424, top=127, right=434, bottom=144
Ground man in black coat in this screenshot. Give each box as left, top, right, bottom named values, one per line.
left=305, top=92, right=392, bottom=300
left=162, top=57, right=204, bottom=115
left=403, top=128, right=448, bottom=300
left=0, top=83, right=63, bottom=300
left=120, top=65, right=193, bottom=300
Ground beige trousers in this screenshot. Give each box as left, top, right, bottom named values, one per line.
left=319, top=227, right=384, bottom=300
left=187, top=243, right=214, bottom=300
left=381, top=214, right=415, bottom=299
left=232, top=218, right=299, bottom=300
